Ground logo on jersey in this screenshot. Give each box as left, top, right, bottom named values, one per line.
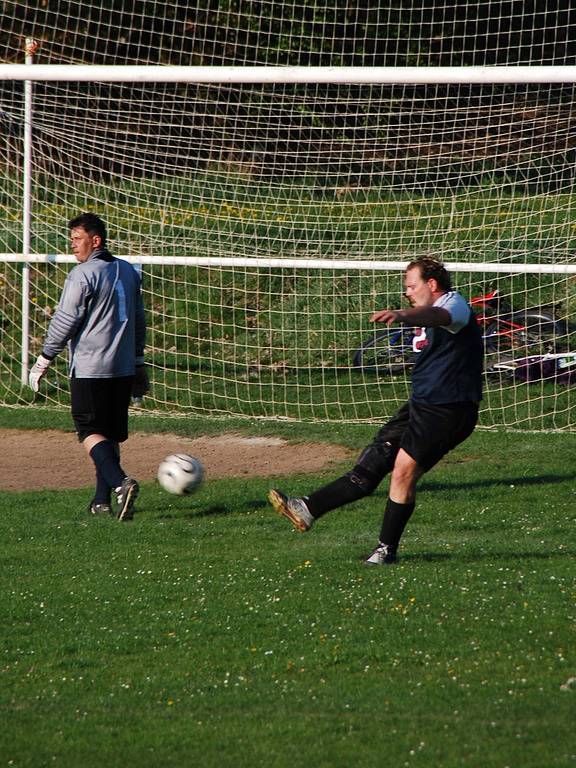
left=412, top=327, right=428, bottom=352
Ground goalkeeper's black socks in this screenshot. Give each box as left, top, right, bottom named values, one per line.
left=94, top=467, right=111, bottom=504
left=379, top=498, right=415, bottom=549
left=89, top=440, right=126, bottom=491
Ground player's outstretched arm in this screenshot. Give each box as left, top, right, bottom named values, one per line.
left=370, top=308, right=401, bottom=325
left=371, top=306, right=451, bottom=327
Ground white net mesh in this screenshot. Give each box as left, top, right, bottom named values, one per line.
left=1, top=4, right=576, bottom=429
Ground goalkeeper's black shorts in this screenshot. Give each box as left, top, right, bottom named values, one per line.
left=70, top=375, right=134, bottom=443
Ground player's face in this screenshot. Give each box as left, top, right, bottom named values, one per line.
left=404, top=267, right=437, bottom=307
left=70, top=227, right=101, bottom=263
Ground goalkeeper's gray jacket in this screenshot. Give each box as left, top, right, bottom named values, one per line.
left=42, top=249, right=146, bottom=378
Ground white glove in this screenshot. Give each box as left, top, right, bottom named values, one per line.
left=28, top=354, right=52, bottom=392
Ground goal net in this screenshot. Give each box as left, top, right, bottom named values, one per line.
left=1, top=4, right=576, bottom=430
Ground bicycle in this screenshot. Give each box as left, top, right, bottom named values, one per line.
left=352, top=288, right=566, bottom=375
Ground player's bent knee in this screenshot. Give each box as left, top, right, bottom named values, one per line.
left=345, top=467, right=380, bottom=496
left=390, top=455, right=423, bottom=491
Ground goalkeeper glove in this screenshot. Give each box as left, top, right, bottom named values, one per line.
left=28, top=354, right=52, bottom=392
left=132, top=365, right=150, bottom=399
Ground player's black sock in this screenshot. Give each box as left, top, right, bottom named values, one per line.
left=379, top=498, right=415, bottom=548
left=89, top=440, right=125, bottom=490
left=94, top=467, right=111, bottom=504
left=305, top=475, right=368, bottom=518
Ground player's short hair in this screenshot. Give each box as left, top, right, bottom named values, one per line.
left=68, top=213, right=107, bottom=245
left=406, top=256, right=452, bottom=291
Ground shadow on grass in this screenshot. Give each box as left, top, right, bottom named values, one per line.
left=420, top=472, right=571, bottom=493
left=157, top=504, right=233, bottom=520
left=397, top=549, right=570, bottom=564
left=156, top=497, right=270, bottom=520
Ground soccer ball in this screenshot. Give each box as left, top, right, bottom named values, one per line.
left=157, top=453, right=205, bottom=496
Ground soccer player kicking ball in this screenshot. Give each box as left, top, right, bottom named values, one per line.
left=28, top=213, right=148, bottom=521
left=269, top=256, right=483, bottom=564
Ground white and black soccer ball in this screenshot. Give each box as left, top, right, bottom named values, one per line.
left=157, top=453, right=205, bottom=496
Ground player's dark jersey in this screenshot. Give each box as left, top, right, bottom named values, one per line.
left=411, top=291, right=483, bottom=405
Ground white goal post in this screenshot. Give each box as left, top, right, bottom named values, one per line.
left=2, top=58, right=576, bottom=430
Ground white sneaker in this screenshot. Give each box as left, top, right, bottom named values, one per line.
left=365, top=542, right=397, bottom=565
left=268, top=488, right=314, bottom=532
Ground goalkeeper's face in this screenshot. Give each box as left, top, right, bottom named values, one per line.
left=404, top=267, right=440, bottom=308
left=70, top=226, right=101, bottom=263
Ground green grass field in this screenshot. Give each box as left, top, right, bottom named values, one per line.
left=1, top=408, right=574, bottom=767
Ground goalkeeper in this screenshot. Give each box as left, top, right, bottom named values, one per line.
left=28, top=213, right=148, bottom=521
left=269, top=256, right=483, bottom=564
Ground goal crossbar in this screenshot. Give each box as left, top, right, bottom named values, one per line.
left=3, top=64, right=576, bottom=84
left=2, top=255, right=575, bottom=274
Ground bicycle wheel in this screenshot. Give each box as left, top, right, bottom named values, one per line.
left=352, top=327, right=416, bottom=374
left=484, top=313, right=563, bottom=356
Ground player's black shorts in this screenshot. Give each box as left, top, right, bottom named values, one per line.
left=70, top=375, right=134, bottom=443
left=375, top=399, right=479, bottom=473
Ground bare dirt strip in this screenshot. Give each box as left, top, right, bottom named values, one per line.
left=0, top=428, right=353, bottom=491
